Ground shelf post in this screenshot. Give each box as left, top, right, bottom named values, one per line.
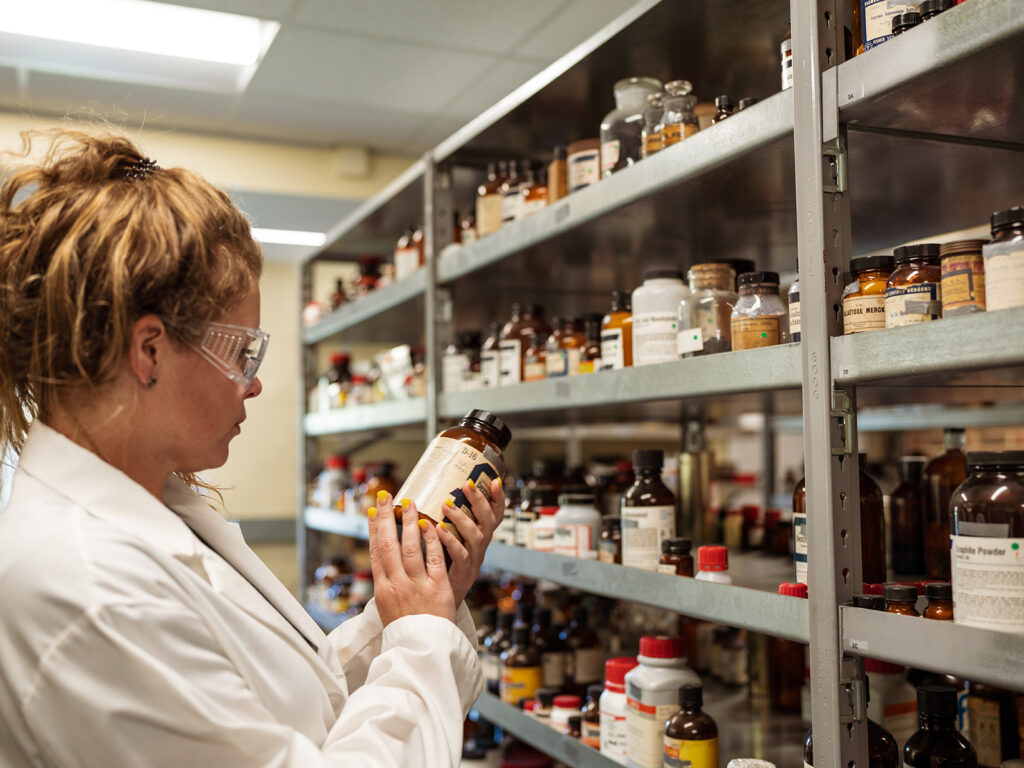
left=793, top=1, right=867, bottom=767
left=424, top=155, right=454, bottom=439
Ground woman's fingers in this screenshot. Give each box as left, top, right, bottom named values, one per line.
left=489, top=478, right=506, bottom=526
left=400, top=500, right=427, bottom=578
left=444, top=494, right=485, bottom=549
left=421, top=518, right=449, bottom=583
left=370, top=492, right=402, bottom=576
left=437, top=520, right=472, bottom=569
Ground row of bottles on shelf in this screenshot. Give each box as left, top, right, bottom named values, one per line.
left=310, top=456, right=399, bottom=513
left=306, top=555, right=374, bottom=618
left=854, top=0, right=963, bottom=55
left=309, top=345, right=426, bottom=413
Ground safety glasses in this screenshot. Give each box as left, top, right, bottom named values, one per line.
left=187, top=321, right=270, bottom=391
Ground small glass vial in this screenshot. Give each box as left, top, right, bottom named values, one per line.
left=600, top=76, right=662, bottom=177
left=661, top=80, right=699, bottom=147
left=843, top=255, right=894, bottom=334
left=459, top=210, right=477, bottom=245
left=599, top=515, right=623, bottom=564
left=731, top=271, right=786, bottom=351
left=982, top=206, right=1024, bottom=311
left=924, top=582, right=954, bottom=621
left=567, top=714, right=582, bottom=740
left=551, top=694, right=583, bottom=734
left=940, top=239, right=987, bottom=315
left=664, top=684, right=719, bottom=768
left=518, top=167, right=549, bottom=220
left=885, top=243, right=941, bottom=328
left=658, top=538, right=695, bottom=576
left=712, top=95, right=735, bottom=124
left=884, top=584, right=920, bottom=616
left=523, top=332, right=547, bottom=383
left=677, top=263, right=738, bottom=357
left=641, top=91, right=664, bottom=158
left=578, top=316, right=602, bottom=374
left=788, top=277, right=801, bottom=342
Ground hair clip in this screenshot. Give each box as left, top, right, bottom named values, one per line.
left=120, top=156, right=159, bottom=181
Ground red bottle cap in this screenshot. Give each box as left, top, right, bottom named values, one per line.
left=765, top=509, right=782, bottom=525
left=863, top=582, right=885, bottom=595
left=522, top=700, right=537, bottom=713
left=604, top=656, right=639, bottom=690
left=553, top=695, right=582, bottom=709
left=639, top=635, right=683, bottom=659
left=741, top=504, right=760, bottom=519
left=697, top=545, right=729, bottom=572
left=353, top=570, right=373, bottom=580
left=779, top=582, right=809, bottom=598
left=538, top=506, right=559, bottom=516
left=325, top=455, right=348, bottom=470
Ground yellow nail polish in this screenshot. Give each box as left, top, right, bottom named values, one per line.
left=377, top=490, right=388, bottom=504
left=467, top=478, right=476, bottom=489
left=439, top=522, right=447, bottom=532
left=445, top=498, right=455, bottom=508
left=418, top=519, right=428, bottom=531
left=367, top=507, right=377, bottom=520
left=401, top=498, right=411, bottom=508
left=496, top=477, right=502, bottom=488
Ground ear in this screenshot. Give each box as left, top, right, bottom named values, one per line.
left=127, top=315, right=169, bottom=388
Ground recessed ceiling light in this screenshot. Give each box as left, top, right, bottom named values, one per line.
left=251, top=228, right=327, bottom=248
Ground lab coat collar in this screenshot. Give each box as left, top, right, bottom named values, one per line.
left=17, top=422, right=334, bottom=674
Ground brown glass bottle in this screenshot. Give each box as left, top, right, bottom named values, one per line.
left=547, top=146, right=568, bottom=204
left=664, top=684, right=718, bottom=768
left=924, top=428, right=967, bottom=580
left=500, top=303, right=550, bottom=387
left=581, top=684, right=602, bottom=748
left=560, top=605, right=603, bottom=696
left=476, top=161, right=506, bottom=237
left=905, top=686, right=978, bottom=768
left=860, top=455, right=887, bottom=585
left=600, top=515, right=623, bottom=564
left=712, top=95, right=735, bottom=124
left=548, top=317, right=586, bottom=377
left=885, top=584, right=920, bottom=616
left=523, top=331, right=547, bottom=383
left=567, top=714, right=582, bottom=739
left=924, top=582, right=954, bottom=621
left=771, top=582, right=808, bottom=712
left=501, top=626, right=543, bottom=706
left=968, top=683, right=1019, bottom=767
left=805, top=705, right=900, bottom=768
left=622, top=449, right=677, bottom=571
left=658, top=538, right=695, bottom=576
left=891, top=455, right=928, bottom=575
left=600, top=290, right=633, bottom=369
left=480, top=321, right=501, bottom=388
left=483, top=611, right=514, bottom=695
left=578, top=316, right=602, bottom=374
left=532, top=607, right=569, bottom=689
left=364, top=462, right=399, bottom=500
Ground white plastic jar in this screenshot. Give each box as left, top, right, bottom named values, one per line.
left=532, top=507, right=558, bottom=552
left=551, top=694, right=582, bottom=734
left=601, top=656, right=639, bottom=765
left=625, top=636, right=701, bottom=768
left=554, top=492, right=601, bottom=558
left=632, top=269, right=689, bottom=366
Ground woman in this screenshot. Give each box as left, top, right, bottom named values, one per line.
left=0, top=130, right=503, bottom=767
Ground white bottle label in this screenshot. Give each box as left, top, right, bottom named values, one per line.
left=566, top=347, right=581, bottom=376
left=622, top=505, right=675, bottom=571
left=517, top=196, right=547, bottom=220
left=481, top=350, right=500, bottom=388
left=476, top=193, right=504, bottom=236
left=483, top=653, right=500, bottom=686
left=885, top=283, right=941, bottom=327
left=533, top=522, right=555, bottom=552
left=393, top=247, right=420, bottom=281
left=632, top=312, right=679, bottom=366
left=842, top=295, right=887, bottom=333
left=600, top=708, right=629, bottom=764
left=862, top=0, right=917, bottom=49
left=676, top=327, right=704, bottom=355
left=789, top=295, right=801, bottom=341
left=441, top=353, right=468, bottom=394
left=546, top=348, right=568, bottom=377
left=657, top=563, right=678, bottom=575
left=394, top=436, right=503, bottom=525
left=555, top=522, right=595, bottom=558
left=982, top=241, right=1024, bottom=311
left=568, top=150, right=600, bottom=192
left=626, top=698, right=678, bottom=768
left=782, top=59, right=794, bottom=91
left=515, top=511, right=537, bottom=547
left=951, top=534, right=1024, bottom=632
left=601, top=140, right=620, bottom=171
left=601, top=328, right=626, bottom=370
left=501, top=188, right=520, bottom=225
left=498, top=339, right=522, bottom=386
left=794, top=512, right=808, bottom=584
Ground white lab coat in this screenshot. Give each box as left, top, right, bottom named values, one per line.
left=0, top=422, right=484, bottom=767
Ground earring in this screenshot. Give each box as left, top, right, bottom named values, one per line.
left=147, top=377, right=157, bottom=388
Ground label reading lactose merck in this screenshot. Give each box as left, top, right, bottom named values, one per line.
left=843, top=295, right=886, bottom=333
left=395, top=436, right=503, bottom=525
left=951, top=535, right=1024, bottom=632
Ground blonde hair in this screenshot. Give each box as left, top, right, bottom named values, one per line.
left=0, top=129, right=262, bottom=466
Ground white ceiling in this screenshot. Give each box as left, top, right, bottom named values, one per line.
left=0, top=0, right=638, bottom=155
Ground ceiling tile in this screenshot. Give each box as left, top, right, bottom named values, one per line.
left=247, top=26, right=492, bottom=114
left=156, top=0, right=298, bottom=20
left=513, top=0, right=640, bottom=60
left=293, top=0, right=567, bottom=57
left=439, top=58, right=548, bottom=120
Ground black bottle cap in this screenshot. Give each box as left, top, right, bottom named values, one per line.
left=738, top=97, right=759, bottom=110
left=885, top=584, right=918, bottom=603
left=967, top=450, right=1024, bottom=467
left=722, top=258, right=756, bottom=276
left=893, top=243, right=941, bottom=263
left=633, top=449, right=664, bottom=469
left=587, top=684, right=604, bottom=701
left=738, top=270, right=780, bottom=286
left=536, top=688, right=558, bottom=707
left=498, top=612, right=515, bottom=629
left=715, top=94, right=734, bottom=109
left=891, top=11, right=921, bottom=34
left=512, top=626, right=531, bottom=645
left=853, top=594, right=885, bottom=610
left=849, top=254, right=894, bottom=274
left=461, top=409, right=512, bottom=450
left=526, top=486, right=559, bottom=508
left=525, top=303, right=544, bottom=317
left=917, top=685, right=958, bottom=718
left=920, top=0, right=953, bottom=18
left=568, top=714, right=582, bottom=730
left=661, top=538, right=693, bottom=554
left=991, top=206, right=1024, bottom=230
left=679, top=683, right=703, bottom=708
left=517, top=603, right=535, bottom=626
left=643, top=267, right=685, bottom=281
left=925, top=582, right=952, bottom=600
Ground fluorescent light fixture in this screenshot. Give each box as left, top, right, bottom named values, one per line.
left=0, top=0, right=279, bottom=93
left=251, top=228, right=327, bottom=247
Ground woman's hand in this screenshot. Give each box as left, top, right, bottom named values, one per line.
left=434, top=477, right=505, bottom=607
left=368, top=492, right=456, bottom=627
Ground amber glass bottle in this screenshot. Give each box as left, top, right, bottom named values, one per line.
left=578, top=316, right=602, bottom=374
left=860, top=455, right=887, bottom=585
left=483, top=612, right=514, bottom=695
left=924, top=428, right=967, bottom=580
left=600, top=290, right=633, bottom=369
left=658, top=538, right=695, bottom=576
left=561, top=605, right=603, bottom=696
left=476, top=161, right=506, bottom=237
left=805, top=678, right=900, bottom=767
left=924, top=582, right=954, bottom=621
left=582, top=684, right=602, bottom=748
left=523, top=332, right=547, bottom=383
left=905, top=686, right=978, bottom=767
left=664, top=684, right=718, bottom=768
left=891, top=455, right=928, bottom=575
left=622, top=449, right=676, bottom=571
left=885, top=584, right=920, bottom=616
left=967, top=683, right=1019, bottom=768
left=501, top=626, right=543, bottom=706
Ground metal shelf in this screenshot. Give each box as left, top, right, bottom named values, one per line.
left=304, top=398, right=427, bottom=436
left=303, top=507, right=370, bottom=540
left=482, top=544, right=807, bottom=642
left=772, top=400, right=1024, bottom=433
left=441, top=345, right=802, bottom=422
left=302, top=269, right=428, bottom=345
left=841, top=607, right=1024, bottom=691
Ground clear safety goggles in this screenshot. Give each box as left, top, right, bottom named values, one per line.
left=187, top=321, right=270, bottom=391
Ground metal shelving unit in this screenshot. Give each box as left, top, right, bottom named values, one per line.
left=295, top=2, right=1024, bottom=766
left=303, top=508, right=370, bottom=540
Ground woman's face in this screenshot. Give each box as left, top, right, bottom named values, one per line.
left=162, top=289, right=264, bottom=474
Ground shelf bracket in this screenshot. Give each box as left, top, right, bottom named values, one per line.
left=830, top=389, right=854, bottom=456
left=838, top=656, right=866, bottom=724
left=822, top=141, right=847, bottom=194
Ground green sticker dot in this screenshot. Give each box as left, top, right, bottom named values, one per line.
left=761, top=331, right=768, bottom=338
left=1013, top=542, right=1020, bottom=551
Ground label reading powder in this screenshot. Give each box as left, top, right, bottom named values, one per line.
left=843, top=295, right=886, bottom=333
left=633, top=312, right=679, bottom=365
left=731, top=316, right=781, bottom=350
left=982, top=241, right=1024, bottom=311
left=394, top=436, right=502, bottom=525
left=601, top=329, right=625, bottom=370
left=951, top=535, right=1024, bottom=632
left=885, top=283, right=941, bottom=328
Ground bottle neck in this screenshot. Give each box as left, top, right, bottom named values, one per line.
left=944, top=430, right=966, bottom=451
left=919, top=714, right=957, bottom=731
left=615, top=86, right=655, bottom=110
left=637, top=467, right=662, bottom=480
left=994, top=222, right=1024, bottom=239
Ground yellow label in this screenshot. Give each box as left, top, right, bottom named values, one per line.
left=731, top=316, right=781, bottom=350
left=500, top=664, right=542, bottom=705
left=842, top=294, right=886, bottom=333
left=664, top=736, right=719, bottom=768
left=941, top=255, right=986, bottom=314
left=643, top=132, right=663, bottom=156
left=662, top=123, right=683, bottom=146
left=577, top=358, right=599, bottom=374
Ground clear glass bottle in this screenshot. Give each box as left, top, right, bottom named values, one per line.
left=677, top=263, right=738, bottom=357
left=982, top=206, right=1024, bottom=311
left=924, top=428, right=967, bottom=580
left=600, top=76, right=662, bottom=177
left=641, top=92, right=665, bottom=158
left=661, top=80, right=698, bottom=148
left=730, top=271, right=786, bottom=351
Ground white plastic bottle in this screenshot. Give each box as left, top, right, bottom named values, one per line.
left=695, top=545, right=732, bottom=584
left=625, top=635, right=701, bottom=768
left=554, top=492, right=601, bottom=558
left=601, top=656, right=639, bottom=766
left=532, top=506, right=558, bottom=553
left=631, top=269, right=689, bottom=366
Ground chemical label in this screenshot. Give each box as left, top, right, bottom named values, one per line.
left=481, top=350, right=500, bottom=388
left=517, top=197, right=547, bottom=220
left=483, top=653, right=500, bottom=686
left=842, top=294, right=886, bottom=333
left=582, top=721, right=601, bottom=749
left=633, top=312, right=679, bottom=365
left=968, top=696, right=1003, bottom=767
left=622, top=505, right=675, bottom=571
left=781, top=58, right=793, bottom=91
left=731, top=315, right=781, bottom=350
left=601, top=328, right=625, bottom=369
left=601, top=140, right=621, bottom=171
left=789, top=293, right=801, bottom=341
left=578, top=357, right=600, bottom=374
left=885, top=283, right=941, bottom=327
left=599, top=542, right=618, bottom=564
left=394, top=436, right=503, bottom=525
left=442, top=353, right=468, bottom=394
left=501, top=189, right=520, bottom=225
left=626, top=697, right=678, bottom=768
left=514, top=511, right=537, bottom=547
left=982, top=241, right=1024, bottom=311
left=476, top=193, right=504, bottom=236
left=951, top=535, right=1024, bottom=632
left=662, top=123, right=683, bottom=147
left=393, top=247, right=420, bottom=281
left=657, top=563, right=678, bottom=575
left=664, top=736, right=719, bottom=768
left=568, top=150, right=600, bottom=192
left=500, top=664, right=542, bottom=705
left=533, top=523, right=555, bottom=552
left=793, top=512, right=808, bottom=584
left=862, top=0, right=917, bottom=49
left=546, top=349, right=569, bottom=377
left=542, top=650, right=568, bottom=687
left=555, top=523, right=594, bottom=558
left=941, top=255, right=986, bottom=315
left=600, top=709, right=629, bottom=762
left=643, top=132, right=662, bottom=157
left=498, top=339, right=522, bottom=386
left=566, top=347, right=581, bottom=376
left=676, top=327, right=704, bottom=355
left=573, top=647, right=604, bottom=683
left=523, top=359, right=546, bottom=382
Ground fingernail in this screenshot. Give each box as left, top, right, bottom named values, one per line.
left=377, top=490, right=388, bottom=504
left=418, top=519, right=428, bottom=531
left=445, top=498, right=455, bottom=508
left=439, top=522, right=447, bottom=532
left=367, top=507, right=377, bottom=520
left=401, top=498, right=411, bottom=508
left=467, top=478, right=476, bottom=489
left=496, top=477, right=502, bottom=488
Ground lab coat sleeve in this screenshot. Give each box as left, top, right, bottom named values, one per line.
left=21, top=600, right=480, bottom=768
